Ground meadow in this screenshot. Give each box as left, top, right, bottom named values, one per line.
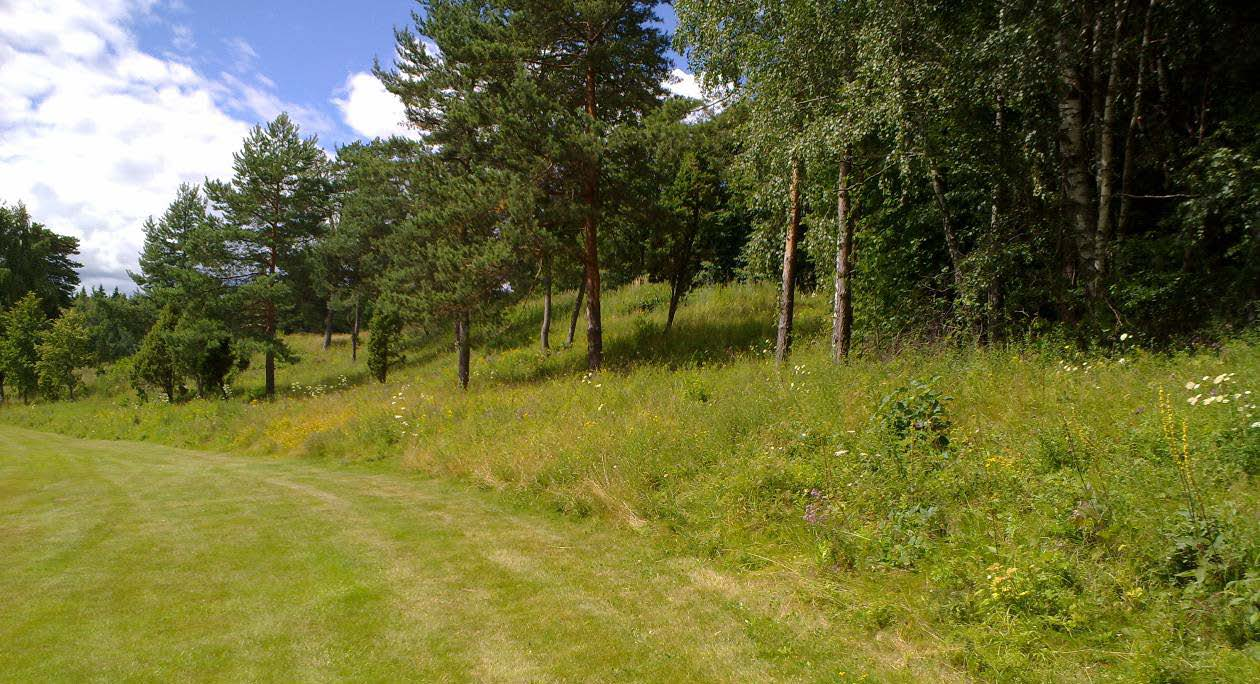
left=4, top=282, right=1259, bottom=682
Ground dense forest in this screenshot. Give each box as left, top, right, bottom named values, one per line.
left=2, top=0, right=1258, bottom=401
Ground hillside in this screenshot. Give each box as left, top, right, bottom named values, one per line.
left=4, top=282, right=1260, bottom=682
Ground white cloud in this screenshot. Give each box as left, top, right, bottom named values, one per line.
left=662, top=68, right=729, bottom=122
left=332, top=71, right=416, bottom=140
left=664, top=68, right=704, bottom=101
left=218, top=71, right=334, bottom=137
left=0, top=0, right=326, bottom=291
left=171, top=24, right=195, bottom=52
left=223, top=36, right=257, bottom=72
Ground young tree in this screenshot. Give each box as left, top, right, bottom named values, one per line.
left=205, top=114, right=331, bottom=398
left=366, top=305, right=403, bottom=384
left=131, top=307, right=180, bottom=403
left=170, top=314, right=242, bottom=399
left=73, top=286, right=152, bottom=367
left=0, top=293, right=48, bottom=403
left=617, top=101, right=743, bottom=333
left=36, top=309, right=90, bottom=400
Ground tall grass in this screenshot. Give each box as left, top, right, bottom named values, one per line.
left=4, top=281, right=1259, bottom=681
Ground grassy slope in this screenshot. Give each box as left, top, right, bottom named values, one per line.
left=3, top=282, right=1259, bottom=681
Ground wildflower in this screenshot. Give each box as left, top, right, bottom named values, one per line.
left=1214, top=374, right=1228, bottom=385
left=1188, top=395, right=1201, bottom=405
left=1120, top=333, right=1130, bottom=341
left=835, top=449, right=849, bottom=456
left=1251, top=421, right=1260, bottom=429
left=1185, top=381, right=1200, bottom=391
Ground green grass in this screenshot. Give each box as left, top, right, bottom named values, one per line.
left=3, top=281, right=1260, bottom=681
left=0, top=425, right=950, bottom=682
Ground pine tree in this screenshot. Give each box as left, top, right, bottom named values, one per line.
left=381, top=0, right=669, bottom=372
left=320, top=138, right=419, bottom=362
left=204, top=114, right=331, bottom=398
left=511, top=0, right=670, bottom=370
left=378, top=4, right=546, bottom=388
left=131, top=184, right=210, bottom=294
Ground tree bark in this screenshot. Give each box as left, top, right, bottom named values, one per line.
left=455, top=313, right=471, bottom=390
left=1058, top=19, right=1097, bottom=296
left=582, top=61, right=603, bottom=371
left=666, top=204, right=700, bottom=335
left=568, top=278, right=585, bottom=346
left=265, top=243, right=277, bottom=398
left=1095, top=0, right=1130, bottom=289
left=831, top=152, right=854, bottom=362
left=322, top=301, right=334, bottom=350
left=351, top=298, right=360, bottom=362
left=540, top=255, right=552, bottom=352
left=986, top=94, right=1007, bottom=340
left=775, top=157, right=803, bottom=364
left=929, top=165, right=965, bottom=293
left=1119, top=0, right=1156, bottom=237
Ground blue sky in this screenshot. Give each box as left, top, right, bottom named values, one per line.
left=0, top=0, right=693, bottom=290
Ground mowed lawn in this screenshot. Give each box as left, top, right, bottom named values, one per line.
left=0, top=426, right=928, bottom=683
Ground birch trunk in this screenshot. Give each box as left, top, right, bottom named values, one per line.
left=540, top=255, right=552, bottom=352
left=1095, top=0, right=1130, bottom=288
left=775, top=158, right=803, bottom=364
left=1119, top=0, right=1156, bottom=236
left=1058, top=20, right=1097, bottom=295
left=831, top=152, right=854, bottom=362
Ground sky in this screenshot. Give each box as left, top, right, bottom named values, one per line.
left=0, top=0, right=698, bottom=292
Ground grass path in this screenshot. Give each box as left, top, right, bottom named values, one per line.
left=0, top=426, right=952, bottom=682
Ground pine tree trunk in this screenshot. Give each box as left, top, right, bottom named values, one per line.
left=455, top=314, right=471, bottom=390
left=775, top=157, right=803, bottom=364
left=322, top=301, right=334, bottom=350
left=568, top=279, right=585, bottom=346
left=582, top=61, right=603, bottom=371
left=540, top=255, right=552, bottom=352
left=352, top=298, right=360, bottom=362
left=831, top=152, right=854, bottom=362
left=1119, top=0, right=1156, bottom=237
